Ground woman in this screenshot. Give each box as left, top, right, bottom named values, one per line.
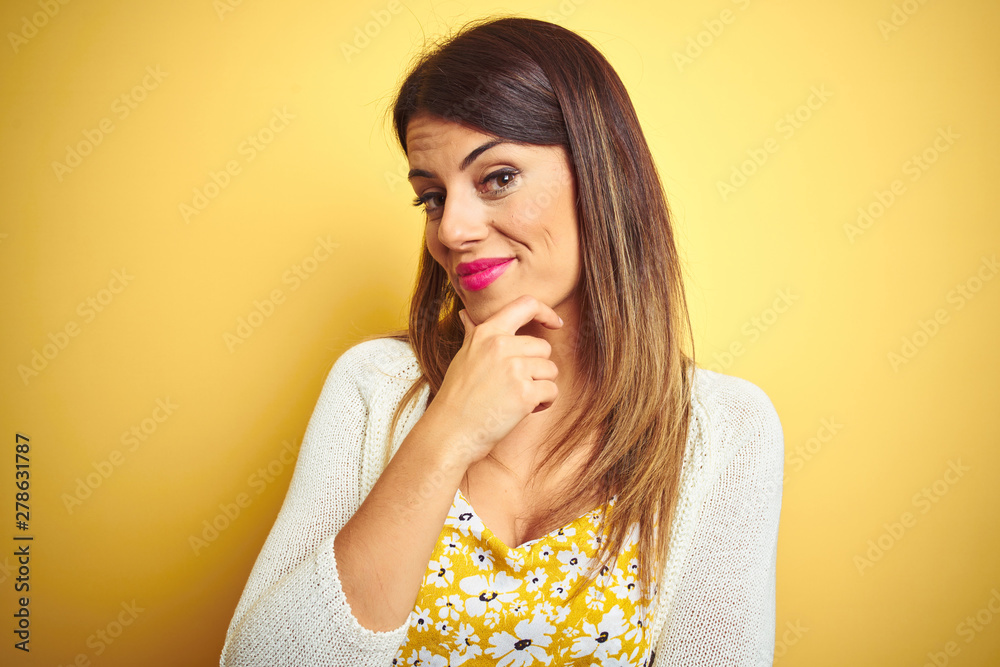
left=221, top=15, right=784, bottom=667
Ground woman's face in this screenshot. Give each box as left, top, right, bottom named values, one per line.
left=406, top=111, right=581, bottom=325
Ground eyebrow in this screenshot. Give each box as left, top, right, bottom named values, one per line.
left=407, top=140, right=506, bottom=180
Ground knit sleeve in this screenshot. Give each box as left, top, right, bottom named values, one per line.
left=220, top=341, right=411, bottom=666
left=651, top=375, right=784, bottom=666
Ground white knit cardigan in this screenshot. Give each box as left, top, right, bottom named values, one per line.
left=220, top=337, right=784, bottom=666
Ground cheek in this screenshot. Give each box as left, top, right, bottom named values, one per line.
left=425, top=231, right=447, bottom=267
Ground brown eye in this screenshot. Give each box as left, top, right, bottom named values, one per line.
left=412, top=193, right=445, bottom=214
left=483, top=168, right=519, bottom=193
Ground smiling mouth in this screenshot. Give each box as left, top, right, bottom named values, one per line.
left=456, top=257, right=516, bottom=276
left=456, top=258, right=514, bottom=291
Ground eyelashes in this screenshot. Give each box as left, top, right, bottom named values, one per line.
left=412, top=168, right=521, bottom=214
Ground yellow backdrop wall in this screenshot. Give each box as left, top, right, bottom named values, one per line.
left=1, top=0, right=998, bottom=665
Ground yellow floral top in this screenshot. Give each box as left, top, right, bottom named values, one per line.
left=393, top=488, right=657, bottom=667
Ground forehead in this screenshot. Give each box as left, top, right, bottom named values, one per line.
left=406, top=113, right=497, bottom=155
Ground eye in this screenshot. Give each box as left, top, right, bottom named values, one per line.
left=482, top=168, right=520, bottom=194
left=411, top=168, right=521, bottom=217
left=412, top=192, right=444, bottom=212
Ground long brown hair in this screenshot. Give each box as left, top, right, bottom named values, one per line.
left=364, top=14, right=696, bottom=623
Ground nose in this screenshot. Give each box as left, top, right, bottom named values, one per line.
left=436, top=190, right=489, bottom=250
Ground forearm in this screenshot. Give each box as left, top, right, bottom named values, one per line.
left=334, top=406, right=469, bottom=632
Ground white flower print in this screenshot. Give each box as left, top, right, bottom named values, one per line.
left=472, top=546, right=496, bottom=570
left=624, top=605, right=648, bottom=643
left=436, top=593, right=465, bottom=620
left=549, top=580, right=569, bottom=601
left=396, top=491, right=652, bottom=667
left=585, top=585, right=607, bottom=610
left=595, top=563, right=614, bottom=588
left=484, top=608, right=501, bottom=629
left=447, top=496, right=481, bottom=538
left=456, top=622, right=483, bottom=659
left=550, top=525, right=576, bottom=544
left=549, top=602, right=574, bottom=626
left=410, top=606, right=433, bottom=632
left=569, top=604, right=628, bottom=661
left=525, top=567, right=548, bottom=594
left=622, top=643, right=654, bottom=667
left=448, top=648, right=476, bottom=666
left=509, top=599, right=530, bottom=619
left=443, top=532, right=464, bottom=556
left=485, top=613, right=557, bottom=666
left=426, top=554, right=455, bottom=588
left=584, top=526, right=604, bottom=551
left=556, top=542, right=590, bottom=581
left=459, top=571, right=521, bottom=616
left=403, top=646, right=449, bottom=666
left=447, top=511, right=477, bottom=536
left=610, top=573, right=643, bottom=605
left=600, top=654, right=637, bottom=667
left=504, top=549, right=526, bottom=572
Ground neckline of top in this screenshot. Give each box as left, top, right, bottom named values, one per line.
left=453, top=488, right=617, bottom=551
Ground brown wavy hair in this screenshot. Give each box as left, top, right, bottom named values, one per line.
left=364, top=14, right=696, bottom=622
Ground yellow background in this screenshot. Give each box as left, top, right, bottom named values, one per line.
left=1, top=0, right=998, bottom=665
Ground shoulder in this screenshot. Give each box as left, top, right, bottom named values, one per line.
left=335, top=336, right=421, bottom=379
left=321, top=336, right=423, bottom=400
left=687, top=365, right=784, bottom=470
left=690, top=366, right=782, bottom=433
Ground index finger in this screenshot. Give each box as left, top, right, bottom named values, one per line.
left=473, top=294, right=564, bottom=336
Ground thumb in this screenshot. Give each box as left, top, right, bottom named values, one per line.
left=459, top=309, right=472, bottom=334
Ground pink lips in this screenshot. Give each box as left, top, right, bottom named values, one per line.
left=456, top=257, right=514, bottom=291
